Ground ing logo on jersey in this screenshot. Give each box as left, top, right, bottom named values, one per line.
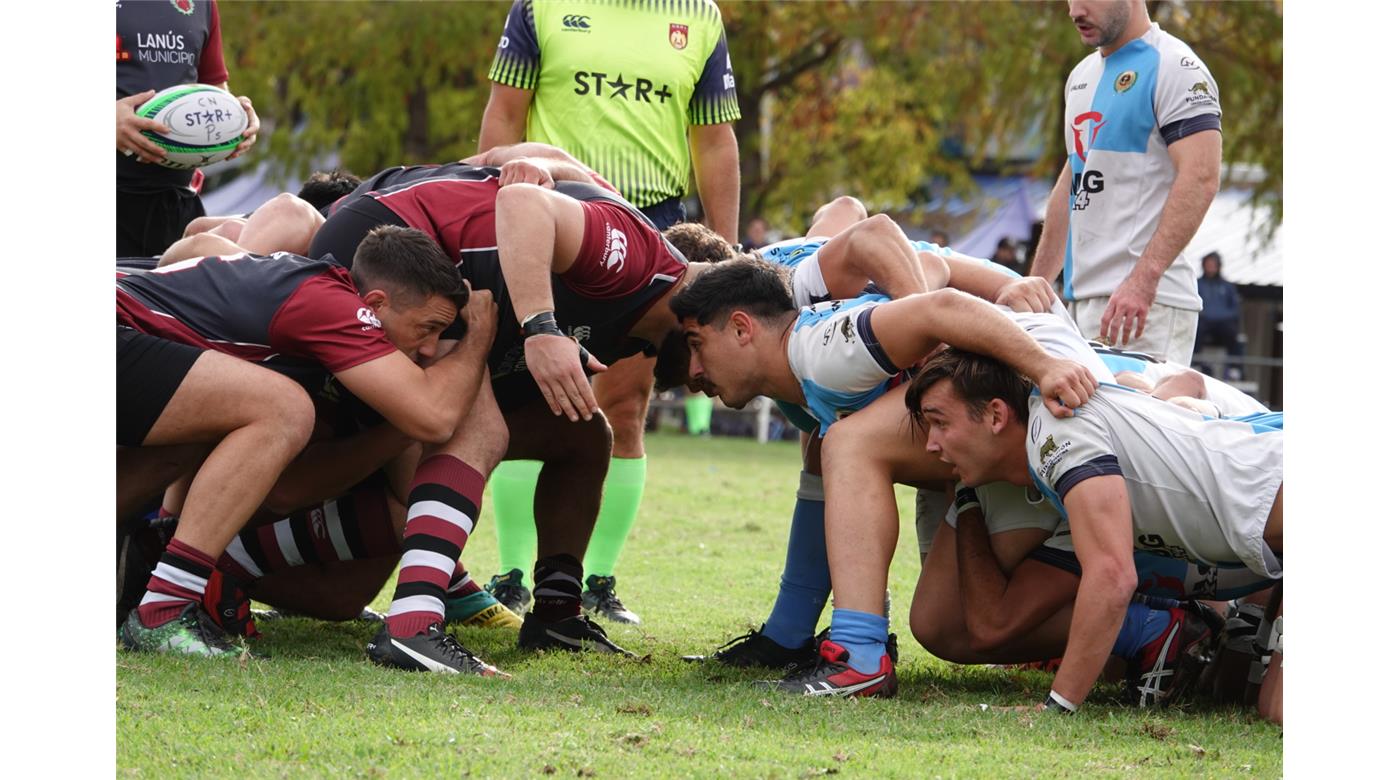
left=604, top=225, right=628, bottom=272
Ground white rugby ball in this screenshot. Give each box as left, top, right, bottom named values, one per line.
left=137, top=84, right=249, bottom=170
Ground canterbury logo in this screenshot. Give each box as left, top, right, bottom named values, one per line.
left=604, top=225, right=628, bottom=272
left=356, top=307, right=382, bottom=329
left=562, top=14, right=591, bottom=29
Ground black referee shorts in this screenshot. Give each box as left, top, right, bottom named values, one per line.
left=117, top=326, right=204, bottom=446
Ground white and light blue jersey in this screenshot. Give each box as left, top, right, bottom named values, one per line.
left=1025, top=383, right=1282, bottom=578
left=786, top=293, right=899, bottom=434
left=1092, top=345, right=1268, bottom=417
left=1061, top=23, right=1221, bottom=309
left=755, top=236, right=965, bottom=309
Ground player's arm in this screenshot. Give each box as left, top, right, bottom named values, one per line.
left=1047, top=474, right=1139, bottom=708
left=954, top=500, right=1074, bottom=651
left=689, top=122, right=740, bottom=243
left=263, top=422, right=415, bottom=515
left=496, top=156, right=599, bottom=188
left=469, top=141, right=585, bottom=168
left=869, top=290, right=1097, bottom=416
left=816, top=214, right=928, bottom=300
left=944, top=256, right=1058, bottom=314
left=332, top=289, right=497, bottom=443
left=1100, top=130, right=1221, bottom=345
left=1028, top=161, right=1072, bottom=284
left=478, top=82, right=534, bottom=153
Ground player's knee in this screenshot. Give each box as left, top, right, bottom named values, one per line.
left=853, top=212, right=898, bottom=239
left=909, top=606, right=958, bottom=660
left=261, top=377, right=316, bottom=451
left=816, top=195, right=867, bottom=223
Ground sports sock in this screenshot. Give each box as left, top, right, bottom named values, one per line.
left=582, top=456, right=647, bottom=580
left=218, top=487, right=400, bottom=583
left=386, top=455, right=485, bottom=638
left=1112, top=602, right=1172, bottom=659
left=136, top=538, right=217, bottom=628
left=684, top=393, right=713, bottom=434
left=488, top=460, right=542, bottom=588
left=532, top=553, right=584, bottom=623
left=829, top=607, right=890, bottom=675
left=447, top=562, right=484, bottom=596
left=761, top=471, right=829, bottom=649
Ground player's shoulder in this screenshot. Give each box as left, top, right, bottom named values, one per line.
left=1143, top=24, right=1215, bottom=79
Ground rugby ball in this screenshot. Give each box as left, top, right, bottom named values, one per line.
left=137, top=84, right=249, bottom=170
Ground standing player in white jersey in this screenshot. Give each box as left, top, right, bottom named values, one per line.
left=1030, top=0, right=1222, bottom=364
left=907, top=347, right=1281, bottom=714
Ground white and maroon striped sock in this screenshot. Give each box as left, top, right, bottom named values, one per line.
left=386, top=455, right=484, bottom=638
left=136, top=539, right=216, bottom=628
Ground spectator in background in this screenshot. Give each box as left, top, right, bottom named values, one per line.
left=1194, top=251, right=1244, bottom=380
left=741, top=217, right=771, bottom=252
left=992, top=237, right=1023, bottom=275
left=929, top=230, right=951, bottom=249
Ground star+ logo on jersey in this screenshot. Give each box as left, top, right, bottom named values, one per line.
left=574, top=71, right=674, bottom=104
left=357, top=307, right=382, bottom=330
left=670, top=23, right=689, bottom=50
left=562, top=14, right=591, bottom=31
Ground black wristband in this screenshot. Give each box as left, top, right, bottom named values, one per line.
left=521, top=311, right=564, bottom=339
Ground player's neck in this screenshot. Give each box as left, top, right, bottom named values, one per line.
left=764, top=315, right=804, bottom=403
left=1001, top=428, right=1033, bottom=486
left=1099, top=18, right=1151, bottom=57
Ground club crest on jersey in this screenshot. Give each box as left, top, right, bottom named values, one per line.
left=670, top=23, right=689, bottom=50
left=604, top=225, right=628, bottom=272
left=839, top=316, right=856, bottom=343
left=1038, top=435, right=1058, bottom=464
left=1114, top=70, right=1137, bottom=93
left=357, top=307, right=382, bottom=330
left=171, top=0, right=195, bottom=14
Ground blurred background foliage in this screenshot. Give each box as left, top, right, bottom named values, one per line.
left=221, top=0, right=1281, bottom=233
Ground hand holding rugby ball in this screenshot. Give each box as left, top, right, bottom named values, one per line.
left=120, top=84, right=252, bottom=170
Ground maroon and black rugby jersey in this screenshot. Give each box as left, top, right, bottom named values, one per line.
left=117, top=252, right=398, bottom=389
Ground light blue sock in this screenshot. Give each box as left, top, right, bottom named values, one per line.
left=829, top=608, right=889, bottom=674
left=1112, top=602, right=1171, bottom=658
left=761, top=472, right=829, bottom=649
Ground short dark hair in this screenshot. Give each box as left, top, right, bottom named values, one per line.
left=663, top=222, right=735, bottom=265
left=297, top=170, right=362, bottom=212
left=668, top=257, right=794, bottom=327
left=350, top=226, right=465, bottom=308
left=904, top=348, right=1032, bottom=429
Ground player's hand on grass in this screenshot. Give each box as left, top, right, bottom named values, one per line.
left=525, top=332, right=607, bottom=422
left=499, top=159, right=555, bottom=189
left=1036, top=357, right=1098, bottom=418
left=229, top=96, right=260, bottom=160
left=460, top=285, right=498, bottom=348
left=994, top=277, right=1058, bottom=313
left=1099, top=272, right=1157, bottom=347
left=116, top=91, right=169, bottom=164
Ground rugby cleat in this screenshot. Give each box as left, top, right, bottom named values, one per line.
left=486, top=569, right=533, bottom=616
left=445, top=590, right=523, bottom=630
left=519, top=613, right=637, bottom=656
left=681, top=625, right=818, bottom=670
left=366, top=624, right=507, bottom=676
left=581, top=575, right=641, bottom=625
left=116, top=514, right=178, bottom=629
left=774, top=639, right=897, bottom=698
left=1123, top=605, right=1216, bottom=707
left=251, top=607, right=385, bottom=624
left=119, top=602, right=244, bottom=659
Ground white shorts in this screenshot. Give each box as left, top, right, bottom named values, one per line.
left=1070, top=297, right=1199, bottom=365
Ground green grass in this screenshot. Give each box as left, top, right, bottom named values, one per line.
left=117, top=432, right=1282, bottom=777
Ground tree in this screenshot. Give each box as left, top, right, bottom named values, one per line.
left=219, top=1, right=1282, bottom=233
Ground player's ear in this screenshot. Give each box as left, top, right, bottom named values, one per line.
left=987, top=398, right=1010, bottom=434
left=362, top=289, right=388, bottom=311
left=731, top=310, right=753, bottom=344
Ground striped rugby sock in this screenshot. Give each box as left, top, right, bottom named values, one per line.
left=218, top=489, right=400, bottom=583
left=386, top=455, right=485, bottom=638
left=136, top=539, right=217, bottom=628
left=532, top=554, right=584, bottom=623
left=447, top=562, right=483, bottom=597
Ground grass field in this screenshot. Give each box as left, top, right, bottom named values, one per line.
left=116, top=431, right=1282, bottom=777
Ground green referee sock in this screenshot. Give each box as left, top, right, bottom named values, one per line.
left=583, top=456, right=648, bottom=581
left=487, top=459, right=541, bottom=589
